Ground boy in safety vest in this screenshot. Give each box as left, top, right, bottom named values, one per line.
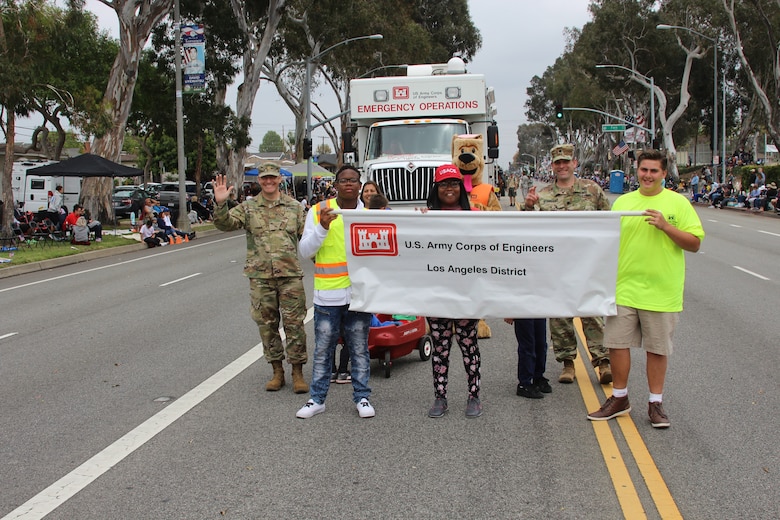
left=296, top=165, right=376, bottom=419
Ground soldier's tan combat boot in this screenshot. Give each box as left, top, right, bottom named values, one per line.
left=559, top=359, right=576, bottom=384
left=291, top=363, right=309, bottom=394
left=598, top=359, right=612, bottom=385
left=265, top=361, right=285, bottom=391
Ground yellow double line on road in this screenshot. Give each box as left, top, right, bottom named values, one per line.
left=573, top=319, right=683, bottom=520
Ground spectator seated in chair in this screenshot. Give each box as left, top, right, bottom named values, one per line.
left=63, top=204, right=102, bottom=242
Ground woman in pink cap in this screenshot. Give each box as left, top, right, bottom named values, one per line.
left=424, top=164, right=483, bottom=418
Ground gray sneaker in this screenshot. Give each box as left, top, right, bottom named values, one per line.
left=428, top=398, right=448, bottom=418
left=465, top=396, right=482, bottom=418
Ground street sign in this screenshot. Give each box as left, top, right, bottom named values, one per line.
left=602, top=124, right=627, bottom=132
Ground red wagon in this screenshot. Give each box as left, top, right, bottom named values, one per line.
left=368, top=314, right=432, bottom=378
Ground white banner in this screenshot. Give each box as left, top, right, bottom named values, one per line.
left=340, top=210, right=624, bottom=319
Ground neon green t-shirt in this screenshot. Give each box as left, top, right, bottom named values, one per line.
left=612, top=189, right=705, bottom=312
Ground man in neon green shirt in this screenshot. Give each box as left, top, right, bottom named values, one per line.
left=587, top=150, right=704, bottom=428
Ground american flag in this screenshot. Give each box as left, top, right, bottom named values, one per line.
left=635, top=114, right=647, bottom=143
left=613, top=140, right=630, bottom=156
left=625, top=115, right=635, bottom=127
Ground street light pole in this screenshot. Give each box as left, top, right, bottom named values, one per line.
left=173, top=0, right=190, bottom=231
left=520, top=153, right=537, bottom=172
left=595, top=64, right=655, bottom=146
left=656, top=24, right=722, bottom=182
left=304, top=34, right=383, bottom=201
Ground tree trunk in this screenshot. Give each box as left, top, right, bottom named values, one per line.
left=81, top=0, right=173, bottom=225
left=1, top=112, right=15, bottom=237
left=219, top=0, right=286, bottom=193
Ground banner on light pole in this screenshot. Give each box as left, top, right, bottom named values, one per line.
left=181, top=24, right=205, bottom=93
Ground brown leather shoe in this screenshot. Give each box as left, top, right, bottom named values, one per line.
left=587, top=395, right=631, bottom=421
left=648, top=401, right=670, bottom=428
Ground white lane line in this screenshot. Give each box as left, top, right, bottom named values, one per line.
left=0, top=332, right=18, bottom=340
left=0, top=236, right=240, bottom=294
left=733, top=266, right=770, bottom=280
left=730, top=224, right=742, bottom=228
left=706, top=219, right=719, bottom=222
left=3, top=306, right=315, bottom=520
left=758, top=230, right=780, bottom=238
left=159, top=273, right=201, bottom=287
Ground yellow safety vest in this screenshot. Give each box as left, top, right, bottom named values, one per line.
left=312, top=199, right=350, bottom=290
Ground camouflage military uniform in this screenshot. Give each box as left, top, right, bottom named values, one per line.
left=525, top=178, right=610, bottom=366
left=214, top=194, right=308, bottom=365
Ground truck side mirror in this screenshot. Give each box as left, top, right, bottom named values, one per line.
left=487, top=124, right=499, bottom=159
left=342, top=132, right=354, bottom=153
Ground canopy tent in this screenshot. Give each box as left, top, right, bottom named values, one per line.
left=28, top=154, right=143, bottom=230
left=27, top=153, right=143, bottom=177
left=286, top=162, right=332, bottom=177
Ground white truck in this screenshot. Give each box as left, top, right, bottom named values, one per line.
left=347, top=57, right=498, bottom=203
left=10, top=160, right=81, bottom=213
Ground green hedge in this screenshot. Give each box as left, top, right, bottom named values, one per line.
left=737, top=164, right=779, bottom=188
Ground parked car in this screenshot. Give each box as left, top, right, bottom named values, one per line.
left=157, top=181, right=198, bottom=218
left=113, top=188, right=156, bottom=218
left=202, top=181, right=215, bottom=198
left=142, top=182, right=161, bottom=197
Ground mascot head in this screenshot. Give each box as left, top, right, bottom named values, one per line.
left=452, top=134, right=485, bottom=193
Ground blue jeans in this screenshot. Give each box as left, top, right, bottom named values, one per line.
left=310, top=304, right=372, bottom=404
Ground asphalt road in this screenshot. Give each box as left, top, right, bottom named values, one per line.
left=1, top=194, right=778, bottom=519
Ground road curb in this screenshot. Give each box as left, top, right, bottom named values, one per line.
left=0, top=228, right=223, bottom=280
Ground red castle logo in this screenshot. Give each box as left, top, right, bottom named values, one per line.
left=393, top=86, right=409, bottom=99
left=350, top=223, right=398, bottom=256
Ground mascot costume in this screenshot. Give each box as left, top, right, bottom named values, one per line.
left=452, top=134, right=502, bottom=211
left=452, top=134, right=499, bottom=338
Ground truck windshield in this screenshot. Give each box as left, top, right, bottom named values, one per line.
left=366, top=122, right=468, bottom=160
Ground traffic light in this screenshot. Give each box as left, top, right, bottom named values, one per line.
left=555, top=104, right=564, bottom=119
left=303, top=138, right=312, bottom=159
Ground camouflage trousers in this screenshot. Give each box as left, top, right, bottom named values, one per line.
left=249, top=276, right=308, bottom=365
left=549, top=317, right=607, bottom=366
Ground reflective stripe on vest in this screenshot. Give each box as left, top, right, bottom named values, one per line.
left=313, top=199, right=350, bottom=290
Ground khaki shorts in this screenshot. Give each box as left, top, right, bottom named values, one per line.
left=604, top=305, right=679, bottom=356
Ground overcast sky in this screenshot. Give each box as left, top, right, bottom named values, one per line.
left=22, top=0, right=593, bottom=167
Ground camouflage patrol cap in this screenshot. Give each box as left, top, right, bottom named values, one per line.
left=258, top=162, right=281, bottom=177
left=550, top=143, right=574, bottom=161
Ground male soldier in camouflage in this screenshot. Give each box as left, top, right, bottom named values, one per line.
left=522, top=143, right=612, bottom=385
left=212, top=164, right=309, bottom=394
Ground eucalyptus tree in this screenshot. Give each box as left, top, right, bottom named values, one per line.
left=264, top=0, right=481, bottom=161
left=526, top=0, right=715, bottom=179
left=78, top=0, right=174, bottom=224
left=721, top=0, right=780, bottom=150
left=0, top=0, right=58, bottom=234
left=26, top=6, right=117, bottom=161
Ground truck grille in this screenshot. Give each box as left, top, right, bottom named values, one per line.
left=373, top=166, right=436, bottom=202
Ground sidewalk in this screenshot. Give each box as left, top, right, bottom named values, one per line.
left=0, top=227, right=223, bottom=281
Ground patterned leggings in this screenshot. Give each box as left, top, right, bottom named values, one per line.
left=428, top=317, right=481, bottom=399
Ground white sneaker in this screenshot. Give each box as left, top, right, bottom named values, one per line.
left=296, top=399, right=325, bottom=419
left=356, top=398, right=375, bottom=418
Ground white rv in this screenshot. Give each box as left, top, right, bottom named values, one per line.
left=10, top=160, right=81, bottom=213
left=347, top=57, right=498, bottom=203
